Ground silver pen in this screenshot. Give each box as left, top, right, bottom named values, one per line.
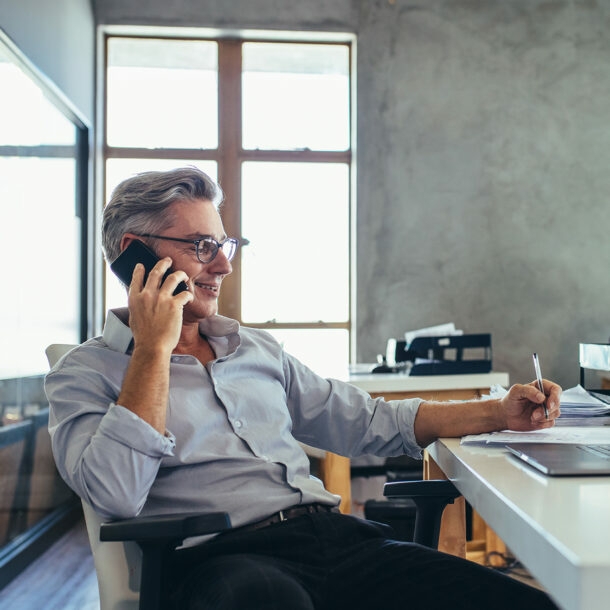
left=532, top=352, right=548, bottom=419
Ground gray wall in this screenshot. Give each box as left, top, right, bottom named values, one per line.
left=358, top=0, right=610, bottom=388
left=0, top=0, right=95, bottom=123
left=96, top=0, right=610, bottom=388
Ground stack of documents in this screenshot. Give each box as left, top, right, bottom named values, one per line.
left=558, top=385, right=610, bottom=418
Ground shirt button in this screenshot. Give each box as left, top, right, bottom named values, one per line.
left=234, top=419, right=243, bottom=429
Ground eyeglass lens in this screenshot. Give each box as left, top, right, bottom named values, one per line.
left=198, top=238, right=237, bottom=263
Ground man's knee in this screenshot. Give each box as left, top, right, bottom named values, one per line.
left=174, top=554, right=314, bottom=610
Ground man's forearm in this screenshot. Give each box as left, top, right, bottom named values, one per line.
left=413, top=398, right=505, bottom=448
left=116, top=344, right=172, bottom=434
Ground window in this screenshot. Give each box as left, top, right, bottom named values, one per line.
left=103, top=32, right=353, bottom=376
left=0, top=28, right=86, bottom=569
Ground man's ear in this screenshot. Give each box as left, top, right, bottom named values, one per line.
left=119, top=233, right=140, bottom=252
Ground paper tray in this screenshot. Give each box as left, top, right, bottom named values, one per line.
left=406, top=333, right=492, bottom=376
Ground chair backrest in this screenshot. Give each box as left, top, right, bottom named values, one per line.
left=46, top=343, right=142, bottom=610
left=81, top=500, right=141, bottom=610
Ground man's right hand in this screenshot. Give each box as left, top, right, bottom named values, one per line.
left=127, top=257, right=193, bottom=354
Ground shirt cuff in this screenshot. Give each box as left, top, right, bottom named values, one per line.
left=397, top=397, right=425, bottom=458
left=98, top=403, right=176, bottom=457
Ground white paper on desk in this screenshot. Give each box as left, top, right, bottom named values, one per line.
left=461, top=426, right=610, bottom=446
left=480, top=384, right=509, bottom=400
left=561, top=385, right=604, bottom=406
left=404, top=323, right=463, bottom=346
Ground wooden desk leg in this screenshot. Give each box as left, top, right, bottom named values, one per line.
left=485, top=525, right=508, bottom=567
left=320, top=452, right=351, bottom=514
left=467, top=511, right=508, bottom=566
left=424, top=452, right=466, bottom=558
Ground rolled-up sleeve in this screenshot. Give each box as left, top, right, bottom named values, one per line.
left=46, top=345, right=175, bottom=519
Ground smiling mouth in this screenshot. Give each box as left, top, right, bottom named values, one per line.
left=194, top=282, right=219, bottom=294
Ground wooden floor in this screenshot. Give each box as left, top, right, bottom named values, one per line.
left=0, top=519, right=100, bottom=609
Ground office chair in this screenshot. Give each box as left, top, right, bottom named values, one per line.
left=84, top=501, right=230, bottom=610
left=352, top=454, right=424, bottom=541
left=46, top=344, right=232, bottom=610
left=383, top=479, right=461, bottom=549
left=354, top=454, right=463, bottom=548
left=46, top=343, right=461, bottom=609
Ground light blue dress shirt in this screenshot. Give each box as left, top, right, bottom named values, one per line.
left=45, top=308, right=423, bottom=529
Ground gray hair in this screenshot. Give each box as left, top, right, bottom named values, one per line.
left=102, top=166, right=224, bottom=263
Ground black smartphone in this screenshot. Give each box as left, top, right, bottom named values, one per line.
left=110, top=240, right=189, bottom=295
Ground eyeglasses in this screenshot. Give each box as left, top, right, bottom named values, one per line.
left=138, top=234, right=239, bottom=264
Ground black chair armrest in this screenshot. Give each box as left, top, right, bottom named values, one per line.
left=384, top=479, right=460, bottom=499
left=384, top=479, right=461, bottom=549
left=100, top=511, right=231, bottom=544
left=99, top=512, right=231, bottom=610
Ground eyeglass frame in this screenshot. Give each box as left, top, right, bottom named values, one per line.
left=137, top=233, right=239, bottom=264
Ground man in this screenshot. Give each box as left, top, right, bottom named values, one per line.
left=46, top=167, right=561, bottom=609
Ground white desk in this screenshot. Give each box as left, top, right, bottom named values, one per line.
left=428, top=438, right=610, bottom=610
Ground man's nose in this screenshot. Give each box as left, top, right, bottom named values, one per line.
left=210, top=248, right=233, bottom=273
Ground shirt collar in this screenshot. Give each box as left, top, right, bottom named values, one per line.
left=102, top=308, right=241, bottom=356
left=103, top=308, right=133, bottom=353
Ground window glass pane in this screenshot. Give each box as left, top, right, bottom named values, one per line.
left=241, top=162, right=349, bottom=323
left=104, top=159, right=217, bottom=311
left=107, top=38, right=218, bottom=149
left=0, top=38, right=81, bottom=546
left=0, top=48, right=81, bottom=378
left=242, top=43, right=350, bottom=151
left=0, top=158, right=80, bottom=377
left=0, top=61, right=74, bottom=146
left=266, top=329, right=349, bottom=378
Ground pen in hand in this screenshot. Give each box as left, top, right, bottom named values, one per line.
left=532, top=352, right=549, bottom=419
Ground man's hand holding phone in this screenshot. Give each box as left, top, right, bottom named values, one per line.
left=129, top=256, right=194, bottom=356
left=111, top=240, right=193, bottom=353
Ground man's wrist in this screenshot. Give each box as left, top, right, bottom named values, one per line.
left=131, top=342, right=173, bottom=363
left=490, top=397, right=508, bottom=431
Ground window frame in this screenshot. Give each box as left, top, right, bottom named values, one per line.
left=99, top=27, right=356, bottom=360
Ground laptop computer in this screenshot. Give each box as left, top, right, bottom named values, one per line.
left=505, top=443, right=610, bottom=476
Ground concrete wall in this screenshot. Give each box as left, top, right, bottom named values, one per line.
left=94, top=0, right=610, bottom=388
left=0, top=0, right=95, bottom=123
left=357, top=0, right=610, bottom=388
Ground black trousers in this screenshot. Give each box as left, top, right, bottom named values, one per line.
left=166, top=512, right=559, bottom=610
